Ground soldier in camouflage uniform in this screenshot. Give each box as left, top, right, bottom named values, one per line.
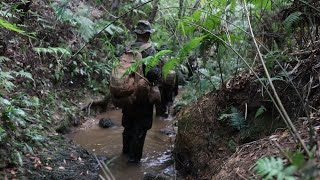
left=155, top=45, right=179, bottom=118
left=121, top=20, right=161, bottom=163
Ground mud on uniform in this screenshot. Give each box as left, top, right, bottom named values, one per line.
left=121, top=41, right=160, bottom=162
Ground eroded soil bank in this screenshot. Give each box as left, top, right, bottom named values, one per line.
left=174, top=57, right=320, bottom=179
left=0, top=135, right=100, bottom=180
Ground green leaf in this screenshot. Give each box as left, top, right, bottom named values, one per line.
left=15, top=70, right=34, bottom=81
left=0, top=18, right=25, bottom=34
left=283, top=11, right=302, bottom=30
left=191, top=10, right=202, bottom=22
left=255, top=105, right=267, bottom=118
left=144, top=50, right=172, bottom=74
left=162, top=58, right=178, bottom=79
left=291, top=152, right=305, bottom=168
left=203, top=15, right=221, bottom=30
left=178, top=35, right=207, bottom=61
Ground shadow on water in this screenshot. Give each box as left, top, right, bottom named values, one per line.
left=69, top=108, right=176, bottom=180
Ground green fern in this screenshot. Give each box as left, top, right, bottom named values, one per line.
left=0, top=70, right=33, bottom=91
left=14, top=70, right=33, bottom=81
left=283, top=11, right=302, bottom=31
left=0, top=71, right=15, bottom=91
left=230, top=107, right=246, bottom=130
left=52, top=2, right=123, bottom=42
left=255, top=157, right=297, bottom=180
left=33, top=47, right=71, bottom=58
left=218, top=106, right=247, bottom=130
left=0, top=56, right=10, bottom=63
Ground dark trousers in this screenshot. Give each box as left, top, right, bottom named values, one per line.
left=122, top=127, right=147, bottom=161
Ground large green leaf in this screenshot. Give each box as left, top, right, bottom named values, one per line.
left=178, top=35, right=207, bottom=61
left=144, top=50, right=172, bottom=74
left=0, top=18, right=34, bottom=37
left=162, top=58, right=179, bottom=79
left=0, top=18, right=26, bottom=34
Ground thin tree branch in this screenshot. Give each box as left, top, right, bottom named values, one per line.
left=243, top=0, right=311, bottom=157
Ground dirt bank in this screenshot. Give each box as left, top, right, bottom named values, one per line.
left=174, top=57, right=320, bottom=179
left=0, top=134, right=101, bottom=180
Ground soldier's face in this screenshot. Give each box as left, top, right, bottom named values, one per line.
left=137, top=33, right=151, bottom=40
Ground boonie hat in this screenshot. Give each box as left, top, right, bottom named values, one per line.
left=134, top=20, right=155, bottom=34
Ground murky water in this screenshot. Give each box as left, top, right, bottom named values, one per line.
left=69, top=108, right=176, bottom=180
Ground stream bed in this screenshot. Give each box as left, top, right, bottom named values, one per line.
left=69, top=108, right=176, bottom=180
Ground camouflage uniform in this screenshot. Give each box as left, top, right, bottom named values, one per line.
left=121, top=21, right=161, bottom=163
left=155, top=48, right=179, bottom=118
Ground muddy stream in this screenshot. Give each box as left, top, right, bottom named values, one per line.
left=69, top=108, right=176, bottom=180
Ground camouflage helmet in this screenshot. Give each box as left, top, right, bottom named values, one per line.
left=134, top=20, right=155, bottom=34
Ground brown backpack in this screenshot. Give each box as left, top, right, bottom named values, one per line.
left=109, top=43, right=152, bottom=107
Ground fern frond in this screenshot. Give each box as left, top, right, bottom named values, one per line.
left=0, top=56, right=10, bottom=63
left=218, top=107, right=246, bottom=130
left=230, top=107, right=246, bottom=130
left=283, top=11, right=302, bottom=30
left=75, top=16, right=96, bottom=42
left=255, top=157, right=297, bottom=180
left=33, top=47, right=71, bottom=58
left=14, top=70, right=34, bottom=81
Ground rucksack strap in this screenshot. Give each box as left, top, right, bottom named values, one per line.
left=138, top=43, right=152, bottom=53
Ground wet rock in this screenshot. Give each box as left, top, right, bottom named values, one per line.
left=160, top=127, right=176, bottom=135
left=99, top=118, right=115, bottom=128
left=143, top=171, right=171, bottom=180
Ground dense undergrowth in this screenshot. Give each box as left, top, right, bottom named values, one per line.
left=0, top=0, right=319, bottom=179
